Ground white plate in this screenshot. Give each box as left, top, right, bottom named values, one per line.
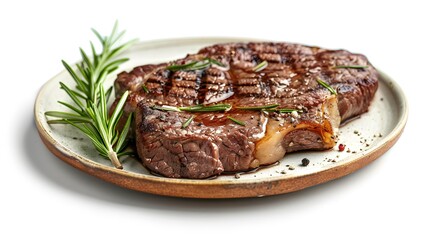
left=34, top=38, right=408, bottom=198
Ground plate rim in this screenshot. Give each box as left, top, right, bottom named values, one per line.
left=34, top=37, right=409, bottom=198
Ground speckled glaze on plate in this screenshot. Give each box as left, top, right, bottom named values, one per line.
left=34, top=38, right=408, bottom=198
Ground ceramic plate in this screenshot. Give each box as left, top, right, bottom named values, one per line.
left=34, top=38, right=408, bottom=198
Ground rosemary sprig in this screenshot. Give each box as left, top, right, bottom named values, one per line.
left=45, top=22, right=137, bottom=169
left=227, top=116, right=246, bottom=126
left=166, top=57, right=225, bottom=72
left=237, top=104, right=279, bottom=110
left=253, top=60, right=268, bottom=72
left=182, top=115, right=195, bottom=129
left=334, top=65, right=368, bottom=69
left=179, top=104, right=232, bottom=112
left=316, top=78, right=337, bottom=95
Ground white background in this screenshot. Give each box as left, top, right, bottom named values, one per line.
left=1, top=0, right=428, bottom=239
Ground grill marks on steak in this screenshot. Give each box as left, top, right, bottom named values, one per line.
left=113, top=42, right=378, bottom=178
left=203, top=68, right=234, bottom=104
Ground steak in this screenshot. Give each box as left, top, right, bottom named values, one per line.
left=113, top=42, right=378, bottom=179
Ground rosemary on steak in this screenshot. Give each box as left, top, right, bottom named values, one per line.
left=141, top=84, right=149, bottom=93
left=227, top=116, right=246, bottom=126
left=205, top=57, right=226, bottom=67
left=166, top=57, right=225, bottom=71
left=316, top=78, right=337, bottom=95
left=334, top=65, right=368, bottom=69
left=179, top=104, right=232, bottom=112
left=253, top=60, right=268, bottom=72
left=44, top=22, right=137, bottom=169
left=182, top=115, right=195, bottom=129
left=152, top=105, right=181, bottom=112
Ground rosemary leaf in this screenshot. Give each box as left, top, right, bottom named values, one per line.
left=152, top=105, right=181, bottom=112
left=334, top=65, right=368, bottom=69
left=253, top=60, right=268, bottom=72
left=227, top=116, right=246, bottom=126
left=166, top=61, right=199, bottom=71
left=204, top=57, right=226, bottom=67
left=264, top=108, right=303, bottom=113
left=167, top=57, right=226, bottom=72
left=182, top=115, right=195, bottom=129
left=80, top=48, right=93, bottom=71
left=278, top=109, right=302, bottom=113
left=58, top=82, right=85, bottom=110
left=237, top=104, right=279, bottom=110
left=316, top=78, right=337, bottom=95
left=104, top=86, right=113, bottom=103
left=114, top=113, right=133, bottom=153
left=47, top=119, right=90, bottom=124
left=57, top=101, right=84, bottom=115
left=91, top=28, right=105, bottom=46
left=103, top=58, right=130, bottom=74
left=45, top=111, right=92, bottom=122
left=179, top=104, right=232, bottom=112
left=108, top=90, right=129, bottom=134
left=108, top=39, right=138, bottom=60
left=61, top=60, right=87, bottom=94
left=141, top=84, right=149, bottom=93
left=99, top=85, right=108, bottom=123
left=90, top=42, right=98, bottom=66
left=117, top=151, right=135, bottom=157
left=187, top=61, right=211, bottom=71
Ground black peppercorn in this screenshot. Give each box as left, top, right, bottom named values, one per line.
left=301, top=158, right=310, bottom=167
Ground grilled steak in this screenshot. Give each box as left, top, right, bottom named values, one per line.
left=113, top=42, right=378, bottom=178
